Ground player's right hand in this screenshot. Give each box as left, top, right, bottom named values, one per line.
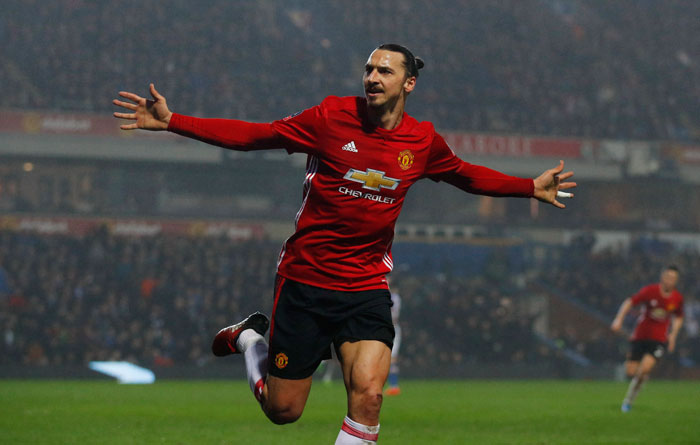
left=113, top=83, right=172, bottom=131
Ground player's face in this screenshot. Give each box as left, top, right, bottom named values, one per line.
left=363, top=50, right=416, bottom=108
left=660, top=269, right=679, bottom=292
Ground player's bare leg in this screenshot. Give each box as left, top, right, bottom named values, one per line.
left=622, top=354, right=656, bottom=412
left=261, top=375, right=313, bottom=424
left=624, top=360, right=639, bottom=378
left=334, top=340, right=391, bottom=444
left=212, top=313, right=311, bottom=424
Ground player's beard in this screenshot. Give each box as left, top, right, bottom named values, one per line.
left=366, top=91, right=405, bottom=116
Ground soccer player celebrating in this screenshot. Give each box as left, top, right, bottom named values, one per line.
left=611, top=265, right=684, bottom=413
left=114, top=44, right=576, bottom=444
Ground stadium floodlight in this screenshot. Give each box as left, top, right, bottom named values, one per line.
left=88, top=361, right=156, bottom=384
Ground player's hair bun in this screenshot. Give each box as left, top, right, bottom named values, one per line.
left=377, top=43, right=424, bottom=78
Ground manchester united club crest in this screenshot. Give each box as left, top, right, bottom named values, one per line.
left=274, top=352, right=289, bottom=369
left=397, top=150, right=414, bottom=170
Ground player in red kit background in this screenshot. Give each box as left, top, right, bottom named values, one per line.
left=114, top=44, right=576, bottom=444
left=611, top=265, right=684, bottom=413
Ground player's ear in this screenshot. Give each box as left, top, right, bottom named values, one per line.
left=403, top=76, right=416, bottom=94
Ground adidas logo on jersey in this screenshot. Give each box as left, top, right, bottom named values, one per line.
left=341, top=141, right=358, bottom=152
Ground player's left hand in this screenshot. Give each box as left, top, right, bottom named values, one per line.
left=668, top=336, right=676, bottom=353
left=533, top=160, right=576, bottom=208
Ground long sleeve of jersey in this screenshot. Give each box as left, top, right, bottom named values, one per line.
left=425, top=133, right=534, bottom=197
left=167, top=113, right=282, bottom=151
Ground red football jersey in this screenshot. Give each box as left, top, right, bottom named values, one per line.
left=169, top=96, right=534, bottom=291
left=630, top=284, right=684, bottom=342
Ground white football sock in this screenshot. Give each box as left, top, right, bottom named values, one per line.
left=335, top=416, right=380, bottom=444
left=623, top=374, right=647, bottom=406
left=237, top=329, right=268, bottom=404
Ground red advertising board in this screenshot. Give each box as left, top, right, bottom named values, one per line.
left=442, top=132, right=583, bottom=158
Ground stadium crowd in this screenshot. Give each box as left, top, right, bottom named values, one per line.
left=2, top=229, right=697, bottom=371
left=0, top=229, right=280, bottom=366
left=396, top=273, right=545, bottom=370
left=3, top=0, right=698, bottom=142
left=0, top=229, right=550, bottom=369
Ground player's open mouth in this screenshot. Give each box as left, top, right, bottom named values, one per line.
left=366, top=90, right=383, bottom=97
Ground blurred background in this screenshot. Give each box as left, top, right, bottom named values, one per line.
left=1, top=0, right=698, bottom=380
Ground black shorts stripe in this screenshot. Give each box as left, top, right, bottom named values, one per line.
left=269, top=275, right=286, bottom=342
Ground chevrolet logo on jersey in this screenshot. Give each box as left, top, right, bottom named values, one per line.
left=650, top=307, right=668, bottom=320
left=344, top=168, right=400, bottom=191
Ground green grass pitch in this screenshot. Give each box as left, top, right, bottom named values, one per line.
left=1, top=379, right=698, bottom=444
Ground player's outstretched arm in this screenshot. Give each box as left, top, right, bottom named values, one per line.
left=611, top=298, right=632, bottom=333
left=113, top=83, right=173, bottom=131
left=533, top=160, right=576, bottom=208
left=667, top=316, right=683, bottom=352
left=114, top=86, right=282, bottom=150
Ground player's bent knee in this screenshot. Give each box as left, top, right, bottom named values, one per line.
left=352, top=381, right=382, bottom=397
left=266, top=411, right=301, bottom=425
left=350, top=385, right=384, bottom=416
left=262, top=375, right=311, bottom=425
left=263, top=404, right=304, bottom=425
left=363, top=390, right=383, bottom=410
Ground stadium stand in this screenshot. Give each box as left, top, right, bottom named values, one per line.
left=1, top=1, right=698, bottom=378
left=2, top=0, right=699, bottom=142
left=0, top=229, right=279, bottom=366
left=1, top=228, right=697, bottom=373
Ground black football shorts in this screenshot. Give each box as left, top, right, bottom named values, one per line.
left=267, top=275, right=394, bottom=379
left=627, top=339, right=666, bottom=361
